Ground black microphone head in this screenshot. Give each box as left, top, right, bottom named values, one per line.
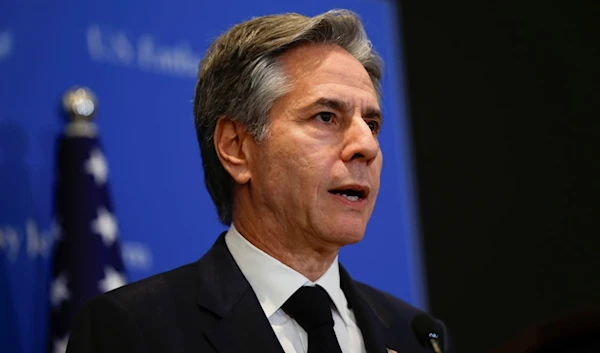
left=412, top=313, right=442, bottom=348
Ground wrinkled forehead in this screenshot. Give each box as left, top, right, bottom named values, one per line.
left=276, top=43, right=378, bottom=99
left=272, top=47, right=379, bottom=119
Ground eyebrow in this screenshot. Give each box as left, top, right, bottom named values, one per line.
left=310, top=97, right=383, bottom=122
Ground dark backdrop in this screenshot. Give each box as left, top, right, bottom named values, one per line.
left=398, top=1, right=599, bottom=352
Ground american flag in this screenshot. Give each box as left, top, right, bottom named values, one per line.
left=48, top=121, right=127, bottom=353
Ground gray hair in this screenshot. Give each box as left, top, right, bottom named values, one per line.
left=193, top=9, right=383, bottom=225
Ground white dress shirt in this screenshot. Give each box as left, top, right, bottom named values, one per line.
left=225, top=225, right=367, bottom=353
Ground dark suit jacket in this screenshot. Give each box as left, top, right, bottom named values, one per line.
left=67, top=233, right=453, bottom=353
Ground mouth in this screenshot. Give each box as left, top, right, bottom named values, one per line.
left=328, top=185, right=369, bottom=202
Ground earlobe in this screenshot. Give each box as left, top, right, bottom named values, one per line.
left=214, top=117, right=252, bottom=184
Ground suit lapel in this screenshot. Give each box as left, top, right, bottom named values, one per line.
left=196, top=233, right=284, bottom=353
left=339, top=266, right=428, bottom=353
left=340, top=265, right=389, bottom=353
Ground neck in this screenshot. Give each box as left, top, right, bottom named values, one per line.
left=232, top=215, right=339, bottom=283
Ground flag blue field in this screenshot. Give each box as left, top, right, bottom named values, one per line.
left=48, top=119, right=126, bottom=353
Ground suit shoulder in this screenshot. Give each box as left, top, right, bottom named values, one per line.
left=354, top=281, right=425, bottom=317
left=354, top=282, right=455, bottom=353
left=103, top=261, right=198, bottom=308
left=68, top=262, right=200, bottom=352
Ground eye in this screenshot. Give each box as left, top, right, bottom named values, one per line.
left=314, top=112, right=334, bottom=123
left=366, top=120, right=380, bottom=133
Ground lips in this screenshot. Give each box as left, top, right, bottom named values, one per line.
left=328, top=185, right=369, bottom=202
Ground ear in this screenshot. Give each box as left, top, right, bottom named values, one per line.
left=214, top=117, right=253, bottom=185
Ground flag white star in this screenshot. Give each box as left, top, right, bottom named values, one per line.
left=98, top=266, right=126, bottom=293
left=53, top=334, right=69, bottom=353
left=91, top=207, right=118, bottom=246
left=51, top=273, right=71, bottom=308
left=84, top=148, right=108, bottom=185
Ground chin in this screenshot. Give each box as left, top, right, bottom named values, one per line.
left=323, top=220, right=367, bottom=246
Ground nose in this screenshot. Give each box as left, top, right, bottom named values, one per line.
left=341, top=114, right=380, bottom=165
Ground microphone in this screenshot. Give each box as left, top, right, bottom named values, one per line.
left=412, top=313, right=443, bottom=353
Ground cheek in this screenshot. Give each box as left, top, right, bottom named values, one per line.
left=261, top=121, right=337, bottom=197
left=259, top=141, right=312, bottom=189
left=277, top=132, right=331, bottom=179
left=371, top=152, right=383, bottom=189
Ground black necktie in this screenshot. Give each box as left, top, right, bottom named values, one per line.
left=282, top=285, right=343, bottom=353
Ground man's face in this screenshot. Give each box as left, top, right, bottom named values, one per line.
left=247, top=44, right=383, bottom=248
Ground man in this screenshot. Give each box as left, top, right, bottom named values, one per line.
left=67, top=9, right=453, bottom=353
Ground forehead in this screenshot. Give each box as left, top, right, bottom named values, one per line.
left=276, top=44, right=378, bottom=105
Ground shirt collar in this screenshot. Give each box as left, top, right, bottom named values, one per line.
left=224, top=224, right=349, bottom=323
left=314, top=252, right=349, bottom=324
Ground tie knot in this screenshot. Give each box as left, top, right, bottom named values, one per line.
left=282, top=285, right=334, bottom=331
